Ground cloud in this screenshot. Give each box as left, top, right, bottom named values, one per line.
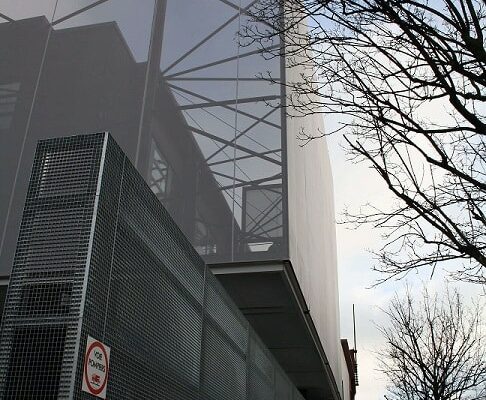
left=326, top=114, right=485, bottom=399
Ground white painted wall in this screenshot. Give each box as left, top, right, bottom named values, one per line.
left=285, top=38, right=343, bottom=398
left=340, top=349, right=351, bottom=400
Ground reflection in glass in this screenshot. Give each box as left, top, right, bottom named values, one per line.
left=0, top=0, right=57, bottom=21
left=242, top=184, right=283, bottom=253
left=0, top=83, right=19, bottom=130
left=52, top=0, right=154, bottom=62
left=195, top=209, right=218, bottom=256
left=0, top=2, right=155, bottom=275
left=158, top=0, right=285, bottom=262
left=149, top=139, right=173, bottom=202
left=0, top=0, right=287, bottom=275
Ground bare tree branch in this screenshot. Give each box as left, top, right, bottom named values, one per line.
left=377, top=286, right=486, bottom=400
left=243, top=0, right=486, bottom=284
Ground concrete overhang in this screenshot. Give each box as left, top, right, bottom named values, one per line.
left=210, top=261, right=340, bottom=400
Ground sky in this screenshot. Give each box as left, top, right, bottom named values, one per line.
left=308, top=2, right=486, bottom=397
left=326, top=121, right=393, bottom=399
left=325, top=118, right=485, bottom=399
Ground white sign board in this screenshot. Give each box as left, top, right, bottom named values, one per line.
left=82, top=336, right=111, bottom=399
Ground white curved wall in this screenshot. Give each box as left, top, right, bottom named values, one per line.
left=285, top=62, right=342, bottom=397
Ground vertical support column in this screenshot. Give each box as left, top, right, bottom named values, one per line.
left=136, top=0, right=168, bottom=171
left=279, top=0, right=289, bottom=257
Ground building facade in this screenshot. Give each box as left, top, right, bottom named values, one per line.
left=0, top=2, right=353, bottom=399
left=0, top=132, right=308, bottom=399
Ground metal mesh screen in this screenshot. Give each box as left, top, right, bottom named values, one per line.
left=0, top=134, right=106, bottom=399
left=0, top=133, right=304, bottom=400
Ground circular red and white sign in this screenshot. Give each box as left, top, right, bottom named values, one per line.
left=83, top=338, right=110, bottom=397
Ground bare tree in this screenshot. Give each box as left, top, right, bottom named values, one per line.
left=377, top=287, right=486, bottom=400
left=243, top=0, right=486, bottom=284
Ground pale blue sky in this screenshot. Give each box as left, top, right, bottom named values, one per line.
left=325, top=114, right=485, bottom=399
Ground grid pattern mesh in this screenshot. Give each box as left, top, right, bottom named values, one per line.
left=0, top=133, right=306, bottom=400
left=0, top=134, right=106, bottom=399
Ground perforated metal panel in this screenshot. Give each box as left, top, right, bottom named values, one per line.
left=0, top=133, right=304, bottom=400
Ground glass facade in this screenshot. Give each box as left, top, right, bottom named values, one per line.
left=0, top=0, right=286, bottom=273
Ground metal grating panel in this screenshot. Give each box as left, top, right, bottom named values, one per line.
left=201, top=321, right=247, bottom=400
left=275, top=368, right=293, bottom=400
left=205, top=272, right=249, bottom=353
left=0, top=133, right=106, bottom=399
left=249, top=333, right=275, bottom=400
left=0, top=133, right=305, bottom=400
left=4, top=325, right=66, bottom=398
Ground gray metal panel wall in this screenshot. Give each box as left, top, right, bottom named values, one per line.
left=0, top=133, right=305, bottom=400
